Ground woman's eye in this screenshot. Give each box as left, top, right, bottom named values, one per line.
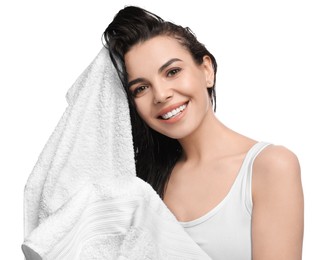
left=132, top=85, right=149, bottom=97
left=167, top=68, right=181, bottom=77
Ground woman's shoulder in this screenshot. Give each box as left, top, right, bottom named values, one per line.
left=252, top=144, right=302, bottom=199
left=254, top=144, right=300, bottom=174
left=250, top=143, right=304, bottom=258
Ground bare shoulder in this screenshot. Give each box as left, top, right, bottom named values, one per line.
left=251, top=145, right=304, bottom=258
left=252, top=144, right=301, bottom=196
left=255, top=144, right=300, bottom=171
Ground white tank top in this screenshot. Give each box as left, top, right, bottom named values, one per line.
left=179, top=142, right=271, bottom=260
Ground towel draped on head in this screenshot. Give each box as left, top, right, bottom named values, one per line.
left=22, top=47, right=212, bottom=259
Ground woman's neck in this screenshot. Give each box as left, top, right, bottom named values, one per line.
left=178, top=111, right=252, bottom=163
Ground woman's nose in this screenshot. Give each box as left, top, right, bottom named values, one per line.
left=153, top=83, right=173, bottom=104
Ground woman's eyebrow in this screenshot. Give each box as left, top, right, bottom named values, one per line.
left=158, top=58, right=182, bottom=73
left=127, top=78, right=146, bottom=89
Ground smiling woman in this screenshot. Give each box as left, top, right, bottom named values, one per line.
left=103, top=6, right=304, bottom=259
left=18, top=3, right=306, bottom=259
left=125, top=36, right=214, bottom=137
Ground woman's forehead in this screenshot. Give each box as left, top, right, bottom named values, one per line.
left=125, top=36, right=191, bottom=73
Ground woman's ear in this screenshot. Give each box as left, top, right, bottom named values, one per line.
left=202, top=55, right=215, bottom=88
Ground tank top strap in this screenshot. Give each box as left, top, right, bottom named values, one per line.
left=240, top=142, right=272, bottom=215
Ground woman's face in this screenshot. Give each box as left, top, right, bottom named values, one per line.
left=125, top=35, right=214, bottom=139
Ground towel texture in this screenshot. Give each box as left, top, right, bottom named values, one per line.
left=22, top=47, right=211, bottom=259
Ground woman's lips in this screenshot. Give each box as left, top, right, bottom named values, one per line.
left=157, top=101, right=189, bottom=123
left=157, top=101, right=189, bottom=119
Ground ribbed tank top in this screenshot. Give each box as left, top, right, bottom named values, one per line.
left=179, top=142, right=271, bottom=260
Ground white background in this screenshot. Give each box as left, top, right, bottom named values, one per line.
left=1, top=0, right=325, bottom=259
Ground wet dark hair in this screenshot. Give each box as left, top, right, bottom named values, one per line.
left=102, top=6, right=218, bottom=198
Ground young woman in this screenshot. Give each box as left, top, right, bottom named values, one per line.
left=103, top=6, right=304, bottom=259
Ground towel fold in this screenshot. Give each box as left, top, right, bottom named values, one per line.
left=22, top=47, right=211, bottom=259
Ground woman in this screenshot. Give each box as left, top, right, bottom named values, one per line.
left=103, top=6, right=304, bottom=259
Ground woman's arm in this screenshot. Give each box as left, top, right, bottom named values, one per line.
left=252, top=145, right=304, bottom=259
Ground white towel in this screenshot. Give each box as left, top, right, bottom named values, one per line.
left=22, top=47, right=212, bottom=259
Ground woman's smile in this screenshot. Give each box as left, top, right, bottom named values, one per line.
left=158, top=101, right=188, bottom=122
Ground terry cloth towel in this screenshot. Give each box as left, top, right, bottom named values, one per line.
left=22, top=47, right=212, bottom=260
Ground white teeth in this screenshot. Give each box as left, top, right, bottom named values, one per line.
left=161, top=104, right=187, bottom=120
